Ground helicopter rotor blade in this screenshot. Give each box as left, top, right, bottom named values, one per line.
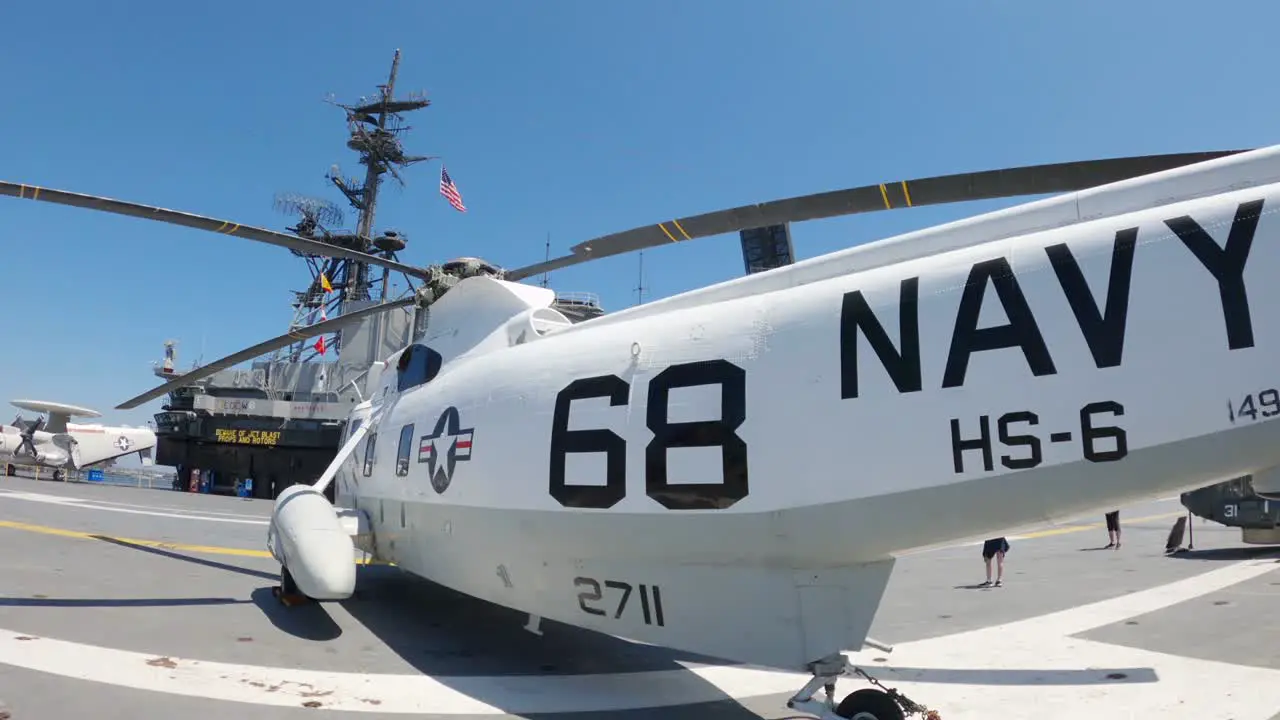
left=0, top=181, right=431, bottom=280
left=502, top=150, right=1249, bottom=281
left=115, top=296, right=418, bottom=410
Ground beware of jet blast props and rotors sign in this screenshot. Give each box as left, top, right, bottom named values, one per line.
left=11, top=144, right=1280, bottom=720
left=840, top=198, right=1261, bottom=476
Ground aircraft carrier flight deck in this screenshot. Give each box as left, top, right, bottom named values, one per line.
left=0, top=475, right=1275, bottom=719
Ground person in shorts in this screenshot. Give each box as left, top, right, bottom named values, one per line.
left=981, top=537, right=1009, bottom=587
left=1104, top=510, right=1121, bottom=548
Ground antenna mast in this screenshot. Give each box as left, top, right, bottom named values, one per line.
left=271, top=48, right=436, bottom=367
left=634, top=251, right=647, bottom=305
left=539, top=232, right=551, bottom=288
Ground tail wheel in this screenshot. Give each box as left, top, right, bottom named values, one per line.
left=272, top=566, right=311, bottom=607
left=836, top=689, right=905, bottom=720
left=281, top=566, right=299, bottom=596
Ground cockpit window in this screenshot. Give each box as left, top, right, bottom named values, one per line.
left=396, top=344, right=443, bottom=392
left=363, top=429, right=377, bottom=477
left=347, top=418, right=364, bottom=443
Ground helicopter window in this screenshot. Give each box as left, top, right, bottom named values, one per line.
left=363, top=430, right=378, bottom=477
left=347, top=418, right=364, bottom=443
left=395, top=423, right=414, bottom=477
left=396, top=344, right=443, bottom=392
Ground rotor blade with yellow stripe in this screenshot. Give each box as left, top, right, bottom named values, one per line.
left=0, top=181, right=431, bottom=280
left=502, top=150, right=1248, bottom=281
left=115, top=297, right=417, bottom=410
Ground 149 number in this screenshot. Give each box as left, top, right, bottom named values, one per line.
left=1228, top=388, right=1280, bottom=423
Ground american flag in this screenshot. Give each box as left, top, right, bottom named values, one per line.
left=439, top=166, right=467, bottom=213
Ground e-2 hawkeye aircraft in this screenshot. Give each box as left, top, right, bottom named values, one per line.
left=1, top=399, right=156, bottom=480
left=6, top=145, right=1280, bottom=719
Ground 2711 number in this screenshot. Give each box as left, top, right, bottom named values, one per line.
left=1228, top=388, right=1280, bottom=423
left=575, top=576, right=666, bottom=627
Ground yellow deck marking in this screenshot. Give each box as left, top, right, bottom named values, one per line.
left=0, top=510, right=1186, bottom=566
left=1015, top=511, right=1184, bottom=540
left=0, top=518, right=390, bottom=566
left=0, top=519, right=273, bottom=558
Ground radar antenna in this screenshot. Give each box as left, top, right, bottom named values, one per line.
left=273, top=193, right=345, bottom=240
left=270, top=48, right=438, bottom=366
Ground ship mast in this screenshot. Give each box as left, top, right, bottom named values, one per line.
left=272, top=48, right=435, bottom=368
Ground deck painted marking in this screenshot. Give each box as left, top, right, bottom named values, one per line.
left=839, top=558, right=1280, bottom=720
left=0, top=519, right=383, bottom=565
left=900, top=509, right=1187, bottom=556
left=0, top=517, right=1275, bottom=715
left=0, top=501, right=1180, bottom=562
left=29, top=492, right=271, bottom=519
left=0, top=519, right=273, bottom=558
left=0, top=489, right=269, bottom=525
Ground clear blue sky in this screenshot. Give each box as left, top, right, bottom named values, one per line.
left=1, top=0, right=1276, bottom=444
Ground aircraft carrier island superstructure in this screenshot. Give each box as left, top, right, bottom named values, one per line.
left=151, top=305, right=414, bottom=499
left=150, top=51, right=603, bottom=499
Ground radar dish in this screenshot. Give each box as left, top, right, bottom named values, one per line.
left=11, top=400, right=102, bottom=418
left=273, top=193, right=345, bottom=229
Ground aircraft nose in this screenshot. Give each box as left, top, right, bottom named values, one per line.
left=290, top=533, right=357, bottom=600
left=270, top=485, right=357, bottom=600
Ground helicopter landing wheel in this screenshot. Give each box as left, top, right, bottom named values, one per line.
left=787, top=653, right=936, bottom=720
left=836, top=688, right=906, bottom=720
left=272, top=566, right=311, bottom=607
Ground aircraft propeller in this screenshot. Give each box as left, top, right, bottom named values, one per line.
left=0, top=148, right=1252, bottom=410
left=12, top=416, right=43, bottom=457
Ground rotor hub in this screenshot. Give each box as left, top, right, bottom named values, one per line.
left=441, top=257, right=504, bottom=279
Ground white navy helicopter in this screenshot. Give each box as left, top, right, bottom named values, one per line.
left=5, top=144, right=1278, bottom=719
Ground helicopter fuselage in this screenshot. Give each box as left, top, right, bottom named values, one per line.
left=328, top=177, right=1280, bottom=671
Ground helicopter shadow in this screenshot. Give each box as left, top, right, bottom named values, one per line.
left=94, top=539, right=770, bottom=716
left=89, top=534, right=346, bottom=642
left=333, top=563, right=727, bottom=671
left=91, top=538, right=1170, bottom=715
left=249, top=586, right=344, bottom=642
left=336, top=566, right=1163, bottom=711
left=91, top=535, right=280, bottom=582
left=331, top=564, right=782, bottom=716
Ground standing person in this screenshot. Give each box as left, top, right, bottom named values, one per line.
left=980, top=537, right=1009, bottom=587
left=1105, top=510, right=1121, bottom=548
